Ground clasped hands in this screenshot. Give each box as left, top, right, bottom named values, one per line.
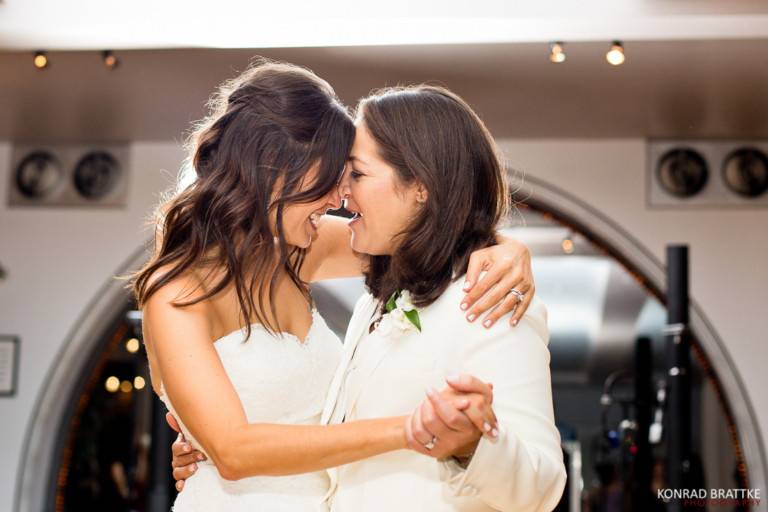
left=167, top=373, right=495, bottom=491
left=404, top=374, right=497, bottom=460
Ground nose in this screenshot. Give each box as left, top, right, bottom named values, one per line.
left=337, top=176, right=351, bottom=203
left=326, top=186, right=343, bottom=210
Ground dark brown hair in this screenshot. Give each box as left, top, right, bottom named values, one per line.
left=131, top=60, right=354, bottom=337
left=356, top=85, right=508, bottom=311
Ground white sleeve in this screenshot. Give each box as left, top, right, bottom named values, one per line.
left=438, top=297, right=567, bottom=512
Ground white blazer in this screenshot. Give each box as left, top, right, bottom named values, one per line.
left=320, top=276, right=567, bottom=512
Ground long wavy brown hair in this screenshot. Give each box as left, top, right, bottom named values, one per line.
left=356, top=85, right=508, bottom=312
left=131, top=60, right=354, bottom=338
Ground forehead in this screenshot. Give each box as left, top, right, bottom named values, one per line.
left=349, top=121, right=378, bottom=163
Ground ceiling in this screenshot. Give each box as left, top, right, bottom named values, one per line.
left=1, top=38, right=767, bottom=142
left=1, top=0, right=766, bottom=141
left=2, top=0, right=768, bottom=50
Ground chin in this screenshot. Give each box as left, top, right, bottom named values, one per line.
left=353, top=241, right=387, bottom=256
left=349, top=236, right=366, bottom=254
left=285, top=233, right=312, bottom=249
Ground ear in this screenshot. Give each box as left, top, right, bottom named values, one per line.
left=415, top=182, right=429, bottom=204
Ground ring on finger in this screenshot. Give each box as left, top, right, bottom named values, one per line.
left=424, top=436, right=438, bottom=450
left=508, top=288, right=524, bottom=303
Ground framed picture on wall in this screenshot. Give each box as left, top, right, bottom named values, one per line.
left=0, top=336, right=20, bottom=396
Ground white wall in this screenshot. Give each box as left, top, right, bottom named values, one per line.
left=0, top=141, right=185, bottom=511
left=0, top=138, right=765, bottom=511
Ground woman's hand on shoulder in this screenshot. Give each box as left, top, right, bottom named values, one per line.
left=460, top=236, right=535, bottom=329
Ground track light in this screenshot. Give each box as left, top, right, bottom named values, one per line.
left=549, top=42, right=566, bottom=63
left=606, top=41, right=625, bottom=66
left=102, top=50, right=119, bottom=70
left=33, top=51, right=48, bottom=70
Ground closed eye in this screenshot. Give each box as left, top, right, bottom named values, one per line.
left=350, top=169, right=364, bottom=180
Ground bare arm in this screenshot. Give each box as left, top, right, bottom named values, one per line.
left=305, top=219, right=537, bottom=329
left=171, top=380, right=497, bottom=489
left=144, top=284, right=406, bottom=481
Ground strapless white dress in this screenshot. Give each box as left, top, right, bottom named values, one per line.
left=158, top=309, right=342, bottom=511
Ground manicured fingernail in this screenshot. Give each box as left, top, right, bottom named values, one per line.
left=483, top=319, right=492, bottom=328
left=460, top=302, right=468, bottom=310
left=491, top=428, right=499, bottom=437
left=197, top=454, right=204, bottom=461
left=184, top=445, right=191, bottom=452
left=446, top=374, right=459, bottom=383
left=467, top=314, right=476, bottom=322
left=483, top=421, right=492, bottom=432
left=463, top=281, right=471, bottom=290
left=426, top=386, right=437, bottom=397
left=512, top=319, right=518, bottom=327
left=191, top=463, right=197, bottom=470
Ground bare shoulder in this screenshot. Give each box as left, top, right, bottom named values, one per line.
left=142, top=264, right=214, bottom=337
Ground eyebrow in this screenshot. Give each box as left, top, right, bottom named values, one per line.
left=348, top=155, right=369, bottom=166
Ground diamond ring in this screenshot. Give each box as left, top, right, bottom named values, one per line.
left=508, top=289, right=524, bottom=303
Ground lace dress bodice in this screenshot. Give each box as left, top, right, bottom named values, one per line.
left=157, top=309, right=342, bottom=511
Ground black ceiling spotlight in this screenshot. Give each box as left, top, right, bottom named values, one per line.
left=33, top=51, right=48, bottom=70
left=549, top=41, right=566, bottom=63
left=722, top=147, right=768, bottom=198
left=656, top=148, right=709, bottom=198
left=102, top=50, right=119, bottom=70
left=606, top=41, right=625, bottom=66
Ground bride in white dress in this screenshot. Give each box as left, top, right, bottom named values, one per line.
left=132, top=60, right=536, bottom=511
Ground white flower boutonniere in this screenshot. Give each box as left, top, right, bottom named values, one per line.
left=378, top=289, right=421, bottom=336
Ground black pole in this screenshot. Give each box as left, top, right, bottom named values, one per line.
left=147, top=395, right=175, bottom=512
left=633, top=336, right=654, bottom=511
left=664, top=245, right=692, bottom=512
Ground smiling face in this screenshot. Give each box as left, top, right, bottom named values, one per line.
left=339, top=121, right=426, bottom=256
left=275, top=161, right=343, bottom=249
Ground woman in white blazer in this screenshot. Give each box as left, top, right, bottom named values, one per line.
left=175, top=84, right=566, bottom=511
left=321, top=85, right=566, bottom=512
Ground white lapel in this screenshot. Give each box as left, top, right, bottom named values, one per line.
left=322, top=294, right=379, bottom=508
left=321, top=293, right=379, bottom=425
left=341, top=326, right=403, bottom=421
